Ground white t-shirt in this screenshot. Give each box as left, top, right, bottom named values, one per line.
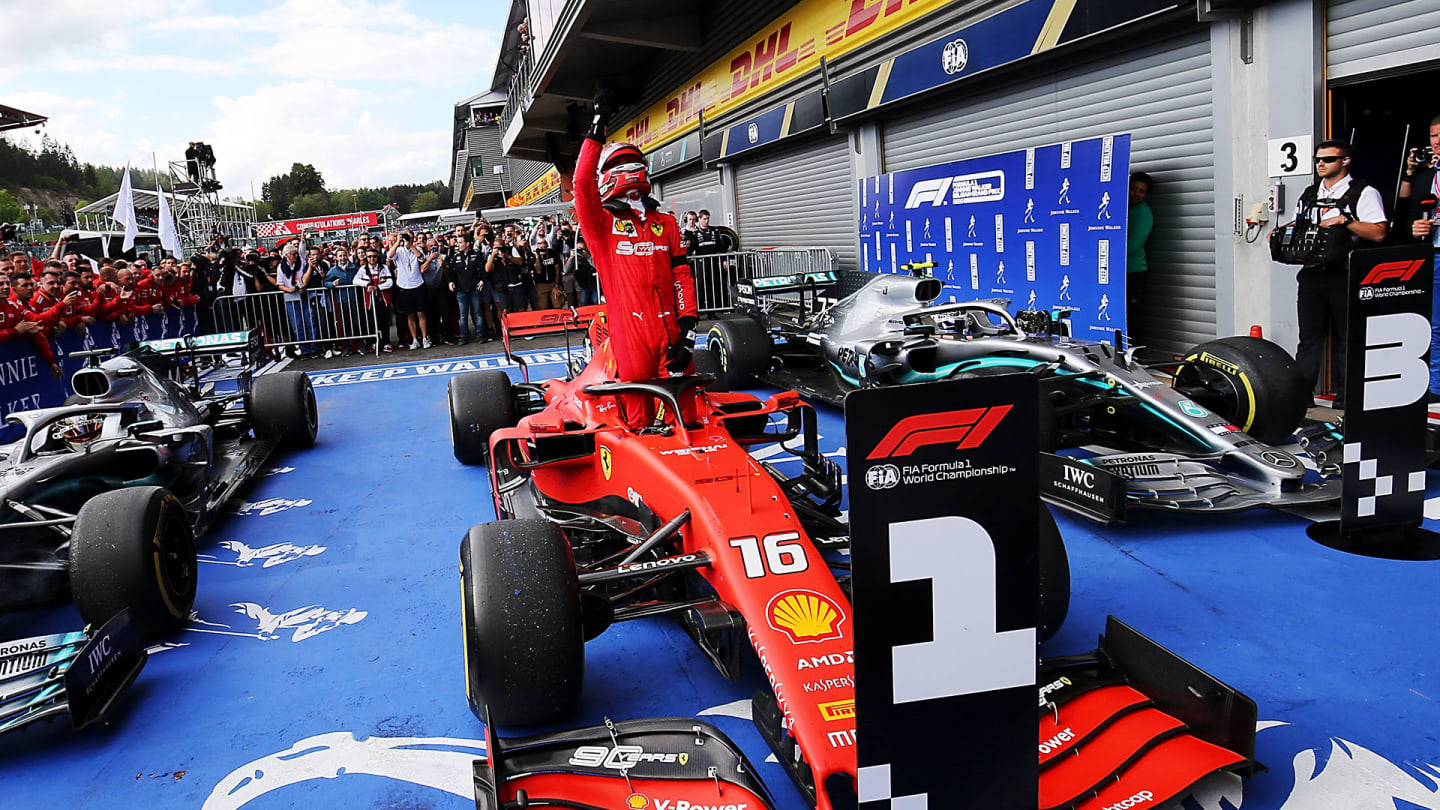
left=392, top=246, right=423, bottom=289
left=1310, top=174, right=1387, bottom=224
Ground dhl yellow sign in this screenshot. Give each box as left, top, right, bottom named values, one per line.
left=614, top=0, right=942, bottom=151
left=507, top=166, right=562, bottom=207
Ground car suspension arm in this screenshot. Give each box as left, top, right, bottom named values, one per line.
left=617, top=509, right=691, bottom=567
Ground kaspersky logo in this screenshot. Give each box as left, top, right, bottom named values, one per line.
left=767, top=589, right=846, bottom=644
left=866, top=406, right=1012, bottom=460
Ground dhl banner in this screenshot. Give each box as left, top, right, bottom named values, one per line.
left=614, top=0, right=946, bottom=152
left=507, top=166, right=563, bottom=207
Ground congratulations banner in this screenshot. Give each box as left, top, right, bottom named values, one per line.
left=0, top=308, right=197, bottom=444
left=859, top=135, right=1131, bottom=340
left=255, top=212, right=380, bottom=239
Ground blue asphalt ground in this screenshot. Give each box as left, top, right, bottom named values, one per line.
left=2, top=346, right=1439, bottom=809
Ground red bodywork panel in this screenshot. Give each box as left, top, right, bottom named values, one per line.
left=487, top=327, right=857, bottom=807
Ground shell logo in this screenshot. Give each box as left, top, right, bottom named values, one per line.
left=767, top=589, right=846, bottom=644
left=625, top=794, right=651, bottom=809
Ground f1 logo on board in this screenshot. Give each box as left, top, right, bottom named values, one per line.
left=904, top=171, right=1005, bottom=209
left=865, top=405, right=1012, bottom=459
left=1360, top=259, right=1425, bottom=286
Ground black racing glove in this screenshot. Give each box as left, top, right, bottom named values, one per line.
left=588, top=86, right=617, bottom=142
left=665, top=315, right=698, bottom=373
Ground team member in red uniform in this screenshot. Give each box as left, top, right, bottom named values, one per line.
left=573, top=90, right=698, bottom=416
left=26, top=265, right=73, bottom=330
left=3, top=272, right=61, bottom=377
left=56, top=271, right=97, bottom=332
left=154, top=259, right=198, bottom=308
left=123, top=266, right=166, bottom=316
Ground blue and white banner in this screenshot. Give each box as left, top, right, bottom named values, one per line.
left=0, top=308, right=197, bottom=443
left=859, top=134, right=1131, bottom=340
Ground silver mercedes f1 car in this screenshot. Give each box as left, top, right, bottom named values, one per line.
left=707, top=270, right=1342, bottom=522
left=0, top=331, right=317, bottom=735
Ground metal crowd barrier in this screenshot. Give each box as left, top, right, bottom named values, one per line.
left=689, top=247, right=836, bottom=315
left=211, top=287, right=380, bottom=356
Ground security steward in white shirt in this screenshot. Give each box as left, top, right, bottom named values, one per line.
left=1287, top=139, right=1388, bottom=408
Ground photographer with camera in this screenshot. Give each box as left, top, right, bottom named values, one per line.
left=1403, top=115, right=1440, bottom=397
left=562, top=238, right=597, bottom=306
left=1271, top=139, right=1388, bottom=408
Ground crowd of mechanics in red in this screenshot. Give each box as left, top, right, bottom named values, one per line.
left=1, top=250, right=198, bottom=376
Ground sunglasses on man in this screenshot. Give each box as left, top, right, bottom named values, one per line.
left=1314, top=156, right=1345, bottom=164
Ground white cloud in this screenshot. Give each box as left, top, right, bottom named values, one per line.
left=1, top=0, right=507, bottom=201
left=206, top=80, right=449, bottom=191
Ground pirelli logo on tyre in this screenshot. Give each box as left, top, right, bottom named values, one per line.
left=1190, top=351, right=1240, bottom=377
left=819, top=699, right=857, bottom=722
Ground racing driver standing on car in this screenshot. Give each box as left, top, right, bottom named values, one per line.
left=573, top=88, right=698, bottom=426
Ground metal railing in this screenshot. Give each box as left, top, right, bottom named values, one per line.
left=212, top=287, right=381, bottom=356
left=689, top=247, right=836, bottom=314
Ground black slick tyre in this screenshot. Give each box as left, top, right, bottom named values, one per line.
left=460, top=519, right=583, bottom=726
left=708, top=318, right=771, bottom=390
left=1036, top=505, right=1069, bottom=642
left=250, top=370, right=318, bottom=448
left=69, top=487, right=197, bottom=639
left=448, top=371, right=516, bottom=465
left=693, top=347, right=728, bottom=392
left=1172, top=336, right=1307, bottom=444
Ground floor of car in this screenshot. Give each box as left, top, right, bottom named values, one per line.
left=0, top=343, right=1435, bottom=810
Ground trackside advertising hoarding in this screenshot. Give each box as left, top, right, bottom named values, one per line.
left=860, top=134, right=1131, bottom=340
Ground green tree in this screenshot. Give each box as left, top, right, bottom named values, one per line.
left=410, top=190, right=441, bottom=213
left=289, top=192, right=334, bottom=218
left=287, top=163, right=327, bottom=196
left=0, top=190, right=23, bottom=223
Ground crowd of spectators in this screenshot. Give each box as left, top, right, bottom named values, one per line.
left=0, top=204, right=735, bottom=367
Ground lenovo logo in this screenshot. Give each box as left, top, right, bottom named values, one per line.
left=1360, top=260, right=1425, bottom=286
left=866, top=406, right=1012, bottom=460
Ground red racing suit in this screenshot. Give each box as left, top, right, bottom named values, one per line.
left=573, top=136, right=697, bottom=388
left=2, top=295, right=58, bottom=368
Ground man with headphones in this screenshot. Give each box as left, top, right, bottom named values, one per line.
left=1291, top=139, right=1388, bottom=408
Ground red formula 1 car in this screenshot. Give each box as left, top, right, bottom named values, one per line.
left=448, top=312, right=1070, bottom=809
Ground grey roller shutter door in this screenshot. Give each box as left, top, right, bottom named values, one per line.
left=658, top=166, right=721, bottom=200
left=1328, top=0, right=1440, bottom=83
left=735, top=135, right=857, bottom=269
left=882, top=29, right=1214, bottom=352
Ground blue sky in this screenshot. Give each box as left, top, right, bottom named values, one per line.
left=1, top=0, right=509, bottom=198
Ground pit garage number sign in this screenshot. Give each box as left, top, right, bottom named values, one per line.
left=846, top=375, right=1039, bottom=807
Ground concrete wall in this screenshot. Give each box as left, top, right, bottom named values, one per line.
left=1221, top=0, right=1326, bottom=352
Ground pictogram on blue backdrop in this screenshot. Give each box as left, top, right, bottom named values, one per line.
left=858, top=135, right=1131, bottom=340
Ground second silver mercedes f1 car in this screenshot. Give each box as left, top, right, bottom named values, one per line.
left=709, top=270, right=1341, bottom=521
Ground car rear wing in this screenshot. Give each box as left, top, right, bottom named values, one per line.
left=500, top=306, right=603, bottom=383
left=0, top=610, right=147, bottom=736
left=138, top=329, right=262, bottom=358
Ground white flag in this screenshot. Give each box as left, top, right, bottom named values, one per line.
left=112, top=167, right=138, bottom=251
left=157, top=184, right=183, bottom=259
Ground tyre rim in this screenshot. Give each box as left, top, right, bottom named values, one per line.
left=304, top=385, right=318, bottom=435
left=156, top=509, right=196, bottom=607
left=1174, top=362, right=1243, bottom=421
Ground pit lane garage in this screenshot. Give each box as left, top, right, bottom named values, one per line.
left=0, top=340, right=1437, bottom=810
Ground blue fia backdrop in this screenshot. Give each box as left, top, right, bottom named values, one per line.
left=0, top=345, right=1439, bottom=809
left=859, top=135, right=1130, bottom=341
